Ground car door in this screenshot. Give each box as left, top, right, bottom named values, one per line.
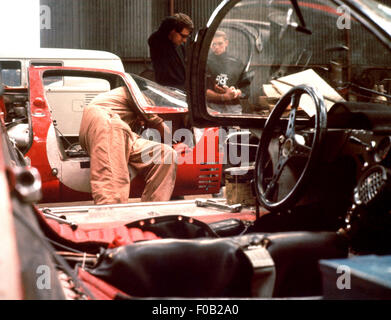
left=187, top=0, right=391, bottom=128
left=27, top=67, right=133, bottom=201
left=187, top=0, right=391, bottom=212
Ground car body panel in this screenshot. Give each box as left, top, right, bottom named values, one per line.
left=5, top=66, right=224, bottom=203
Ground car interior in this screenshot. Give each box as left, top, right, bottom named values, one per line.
left=2, top=0, right=391, bottom=299
left=187, top=0, right=391, bottom=251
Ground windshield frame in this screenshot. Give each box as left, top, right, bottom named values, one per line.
left=335, top=0, right=391, bottom=49
left=187, top=0, right=267, bottom=128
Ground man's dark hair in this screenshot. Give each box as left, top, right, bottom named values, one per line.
left=158, top=12, right=194, bottom=35
left=173, top=13, right=194, bottom=32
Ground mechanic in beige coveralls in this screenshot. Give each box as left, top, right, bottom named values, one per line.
left=79, top=86, right=177, bottom=204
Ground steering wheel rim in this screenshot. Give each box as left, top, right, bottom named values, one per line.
left=254, top=84, right=327, bottom=212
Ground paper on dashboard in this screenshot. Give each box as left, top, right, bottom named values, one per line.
left=270, top=69, right=345, bottom=117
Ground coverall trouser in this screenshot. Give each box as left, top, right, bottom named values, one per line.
left=79, top=106, right=177, bottom=204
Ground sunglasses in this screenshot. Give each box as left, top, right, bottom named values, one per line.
left=177, top=31, right=191, bottom=39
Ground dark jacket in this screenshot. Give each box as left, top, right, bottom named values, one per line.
left=148, top=28, right=186, bottom=91
left=206, top=52, right=251, bottom=100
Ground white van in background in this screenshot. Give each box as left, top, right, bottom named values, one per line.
left=0, top=48, right=125, bottom=136
left=0, top=47, right=125, bottom=87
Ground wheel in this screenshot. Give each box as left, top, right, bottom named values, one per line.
left=255, top=84, right=327, bottom=212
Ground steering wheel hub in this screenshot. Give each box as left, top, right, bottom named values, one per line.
left=282, top=138, right=294, bottom=157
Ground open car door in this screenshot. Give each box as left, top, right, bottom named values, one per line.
left=187, top=0, right=391, bottom=251
left=187, top=0, right=391, bottom=129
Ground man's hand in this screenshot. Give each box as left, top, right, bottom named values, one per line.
left=214, top=84, right=226, bottom=94
left=173, top=142, right=191, bottom=154
left=230, top=86, right=242, bottom=99
left=156, top=121, right=172, bottom=143
left=222, top=85, right=241, bottom=101
left=206, top=85, right=241, bottom=103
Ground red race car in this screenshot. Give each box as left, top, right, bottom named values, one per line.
left=3, top=0, right=391, bottom=302
left=2, top=66, right=223, bottom=203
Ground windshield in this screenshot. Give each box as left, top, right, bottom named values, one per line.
left=352, top=0, right=391, bottom=35
left=129, top=73, right=188, bottom=110
left=204, top=0, right=391, bottom=119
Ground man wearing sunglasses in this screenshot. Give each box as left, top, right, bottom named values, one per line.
left=148, top=13, right=194, bottom=91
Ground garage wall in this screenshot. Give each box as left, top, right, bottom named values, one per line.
left=40, top=0, right=220, bottom=75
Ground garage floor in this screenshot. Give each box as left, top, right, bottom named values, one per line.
left=38, top=194, right=259, bottom=230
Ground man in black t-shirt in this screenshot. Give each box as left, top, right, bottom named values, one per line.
left=206, top=30, right=251, bottom=114
left=148, top=13, right=194, bottom=91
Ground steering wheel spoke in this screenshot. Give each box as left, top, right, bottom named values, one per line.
left=265, top=154, right=289, bottom=200
left=285, top=94, right=300, bottom=138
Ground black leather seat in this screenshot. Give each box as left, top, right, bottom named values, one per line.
left=87, top=230, right=348, bottom=298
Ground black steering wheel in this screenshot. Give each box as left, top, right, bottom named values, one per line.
left=254, top=84, right=327, bottom=212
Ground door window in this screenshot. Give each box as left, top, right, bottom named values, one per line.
left=0, top=61, right=21, bottom=86
left=199, top=0, right=391, bottom=121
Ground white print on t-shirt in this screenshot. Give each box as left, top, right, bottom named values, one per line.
left=216, top=73, right=228, bottom=87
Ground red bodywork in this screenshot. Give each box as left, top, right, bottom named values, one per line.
left=25, top=66, right=223, bottom=203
